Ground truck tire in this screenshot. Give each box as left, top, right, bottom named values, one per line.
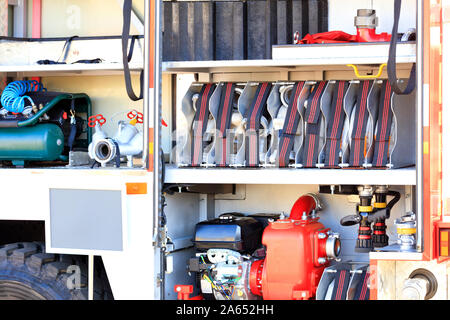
left=0, top=242, right=113, bottom=300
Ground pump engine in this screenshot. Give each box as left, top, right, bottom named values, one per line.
left=188, top=194, right=341, bottom=300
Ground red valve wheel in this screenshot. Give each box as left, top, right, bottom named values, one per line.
left=127, top=110, right=144, bottom=124
left=88, top=114, right=106, bottom=128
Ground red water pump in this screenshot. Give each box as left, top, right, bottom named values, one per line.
left=249, top=194, right=341, bottom=300
left=182, top=193, right=341, bottom=301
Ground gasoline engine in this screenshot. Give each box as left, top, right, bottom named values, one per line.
left=188, top=193, right=341, bottom=300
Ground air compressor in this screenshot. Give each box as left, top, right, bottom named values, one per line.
left=186, top=193, right=341, bottom=300
left=0, top=80, right=91, bottom=166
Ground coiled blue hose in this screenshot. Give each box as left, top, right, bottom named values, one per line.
left=0, top=80, right=46, bottom=113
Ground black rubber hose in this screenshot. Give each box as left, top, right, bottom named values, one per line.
left=386, top=190, right=401, bottom=209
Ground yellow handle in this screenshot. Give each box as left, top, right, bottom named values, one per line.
left=347, top=63, right=387, bottom=79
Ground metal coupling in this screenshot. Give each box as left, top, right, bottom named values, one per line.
left=325, top=232, right=341, bottom=260
left=354, top=9, right=378, bottom=29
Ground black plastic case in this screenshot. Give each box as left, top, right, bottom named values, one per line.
left=193, top=213, right=265, bottom=254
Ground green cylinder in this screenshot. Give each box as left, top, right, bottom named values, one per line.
left=0, top=123, right=64, bottom=161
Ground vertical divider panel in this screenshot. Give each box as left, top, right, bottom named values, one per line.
left=177, top=83, right=200, bottom=166
left=389, top=89, right=417, bottom=169
left=234, top=82, right=257, bottom=167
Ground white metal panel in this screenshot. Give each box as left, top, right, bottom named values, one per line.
left=39, top=169, right=148, bottom=255
left=49, top=189, right=124, bottom=251
left=0, top=168, right=157, bottom=300
left=328, top=0, right=417, bottom=35
left=0, top=168, right=147, bottom=235
left=101, top=185, right=156, bottom=300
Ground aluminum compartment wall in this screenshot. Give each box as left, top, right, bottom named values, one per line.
left=162, top=0, right=328, bottom=61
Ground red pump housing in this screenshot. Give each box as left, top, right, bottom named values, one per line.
left=249, top=194, right=340, bottom=300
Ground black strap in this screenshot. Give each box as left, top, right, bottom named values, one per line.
left=349, top=80, right=372, bottom=167
left=331, top=268, right=351, bottom=300
left=91, top=160, right=101, bottom=168
left=122, top=0, right=143, bottom=101
left=128, top=36, right=138, bottom=62
left=72, top=58, right=103, bottom=64
left=216, top=83, right=236, bottom=167
left=301, top=81, right=327, bottom=168
left=36, top=60, right=66, bottom=65
left=278, top=82, right=305, bottom=167
left=112, top=140, right=121, bottom=168
left=353, top=270, right=370, bottom=300
left=68, top=100, right=77, bottom=152
left=324, top=81, right=349, bottom=167
left=37, top=58, right=104, bottom=65
left=387, top=0, right=416, bottom=95
left=37, top=35, right=79, bottom=65
left=191, top=84, right=216, bottom=166
left=57, top=36, right=79, bottom=63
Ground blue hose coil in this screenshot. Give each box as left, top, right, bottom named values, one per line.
left=0, top=80, right=46, bottom=113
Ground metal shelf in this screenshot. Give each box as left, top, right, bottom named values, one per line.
left=164, top=165, right=416, bottom=185
left=0, top=37, right=144, bottom=77
left=0, top=166, right=148, bottom=177
left=162, top=42, right=416, bottom=75
left=0, top=63, right=143, bottom=77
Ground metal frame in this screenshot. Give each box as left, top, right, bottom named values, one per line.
left=422, top=0, right=443, bottom=261
left=442, top=1, right=450, bottom=223
left=416, top=0, right=424, bottom=254
left=7, top=0, right=26, bottom=37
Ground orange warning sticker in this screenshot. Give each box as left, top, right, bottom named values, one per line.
left=126, top=183, right=148, bottom=195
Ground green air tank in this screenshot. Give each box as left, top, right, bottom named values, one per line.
left=0, top=123, right=65, bottom=164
